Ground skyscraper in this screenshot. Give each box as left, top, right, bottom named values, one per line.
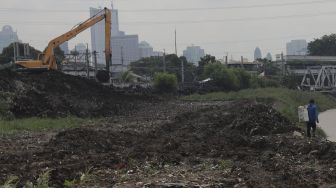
left=265, top=52, right=272, bottom=61
left=90, top=2, right=140, bottom=74
left=90, top=7, right=113, bottom=66
left=0, top=25, right=20, bottom=53
left=139, top=41, right=154, bottom=58
left=111, top=34, right=139, bottom=72
left=183, top=45, right=205, bottom=65
left=60, top=41, right=69, bottom=54
left=286, top=40, right=307, bottom=55
left=254, top=47, right=262, bottom=60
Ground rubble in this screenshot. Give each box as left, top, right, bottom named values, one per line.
left=0, top=70, right=148, bottom=118
left=0, top=100, right=336, bottom=187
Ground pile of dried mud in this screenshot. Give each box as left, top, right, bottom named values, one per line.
left=3, top=101, right=336, bottom=187
left=0, top=70, right=147, bottom=118
left=1, top=96, right=336, bottom=187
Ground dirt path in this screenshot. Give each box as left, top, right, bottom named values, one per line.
left=320, top=109, right=336, bottom=142
left=1, top=100, right=336, bottom=188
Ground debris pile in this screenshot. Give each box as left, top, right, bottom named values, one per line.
left=0, top=87, right=336, bottom=187
left=0, top=70, right=144, bottom=118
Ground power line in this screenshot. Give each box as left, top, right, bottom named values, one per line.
left=0, top=0, right=334, bottom=13
left=120, top=11, right=336, bottom=25
left=1, top=10, right=336, bottom=27
left=121, top=0, right=335, bottom=12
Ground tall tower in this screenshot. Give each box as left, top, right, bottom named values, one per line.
left=111, top=0, right=120, bottom=36
left=90, top=3, right=122, bottom=64
left=254, top=47, right=262, bottom=60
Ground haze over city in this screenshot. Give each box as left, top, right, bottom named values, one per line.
left=1, top=0, right=336, bottom=60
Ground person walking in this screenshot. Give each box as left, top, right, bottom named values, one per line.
left=307, top=99, right=319, bottom=138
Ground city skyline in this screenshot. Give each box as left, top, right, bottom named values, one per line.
left=1, top=0, right=336, bottom=60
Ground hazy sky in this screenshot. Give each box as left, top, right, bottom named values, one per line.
left=1, top=0, right=336, bottom=60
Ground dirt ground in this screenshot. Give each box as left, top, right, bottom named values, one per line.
left=1, top=99, right=336, bottom=188
left=0, top=70, right=151, bottom=118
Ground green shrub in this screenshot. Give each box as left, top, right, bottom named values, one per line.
left=250, top=76, right=281, bottom=88
left=203, top=63, right=282, bottom=91
left=203, top=63, right=239, bottom=90
left=24, top=170, right=51, bottom=188
left=0, top=176, right=18, bottom=188
left=154, top=72, right=178, bottom=93
left=233, top=68, right=251, bottom=89
left=281, top=74, right=301, bottom=89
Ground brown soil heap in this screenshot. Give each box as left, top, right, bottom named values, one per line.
left=0, top=70, right=145, bottom=118
left=1, top=101, right=336, bottom=187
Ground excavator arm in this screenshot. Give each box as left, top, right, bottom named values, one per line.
left=16, top=7, right=111, bottom=71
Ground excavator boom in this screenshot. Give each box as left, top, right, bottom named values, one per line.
left=16, top=7, right=112, bottom=71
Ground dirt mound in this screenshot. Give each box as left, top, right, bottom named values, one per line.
left=0, top=70, right=146, bottom=118
left=231, top=104, right=296, bottom=136
left=1, top=101, right=336, bottom=187
left=45, top=102, right=299, bottom=165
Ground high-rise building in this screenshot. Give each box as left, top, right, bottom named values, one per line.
left=286, top=40, right=307, bottom=55
left=265, top=52, right=272, bottom=61
left=111, top=35, right=139, bottom=73
left=90, top=3, right=122, bottom=65
left=90, top=7, right=112, bottom=66
left=90, top=3, right=140, bottom=74
left=254, top=47, right=262, bottom=60
left=73, top=43, right=87, bottom=53
left=183, top=45, right=205, bottom=65
left=0, top=25, right=20, bottom=53
left=139, top=41, right=154, bottom=58
left=60, top=41, right=69, bottom=54
left=153, top=51, right=164, bottom=57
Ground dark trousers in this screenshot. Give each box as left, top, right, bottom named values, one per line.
left=307, top=122, right=317, bottom=138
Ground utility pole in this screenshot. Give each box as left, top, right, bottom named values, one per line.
left=163, top=49, right=166, bottom=72
left=93, top=51, right=98, bottom=78
left=86, top=43, right=90, bottom=79
left=74, top=46, right=78, bottom=76
left=121, top=46, right=124, bottom=73
left=181, top=59, right=185, bottom=84
left=13, top=43, right=16, bottom=62
left=241, top=56, right=244, bottom=69
left=281, top=52, right=285, bottom=75
left=174, top=29, right=184, bottom=84
left=23, top=43, right=30, bottom=58
left=174, top=29, right=177, bottom=55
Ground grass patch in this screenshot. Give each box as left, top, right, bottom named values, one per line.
left=0, top=117, right=87, bottom=134
left=183, top=87, right=336, bottom=122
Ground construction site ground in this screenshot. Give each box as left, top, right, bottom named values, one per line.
left=1, top=71, right=336, bottom=188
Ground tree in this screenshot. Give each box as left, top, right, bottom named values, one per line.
left=54, top=46, right=65, bottom=65
left=308, top=34, right=336, bottom=56
left=153, top=72, right=178, bottom=93
left=203, top=63, right=240, bottom=90
left=197, top=55, right=217, bottom=78
left=130, top=54, right=197, bottom=83
left=257, top=58, right=280, bottom=76
left=54, top=46, right=65, bottom=61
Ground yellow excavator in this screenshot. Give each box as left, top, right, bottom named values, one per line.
left=16, top=7, right=111, bottom=72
